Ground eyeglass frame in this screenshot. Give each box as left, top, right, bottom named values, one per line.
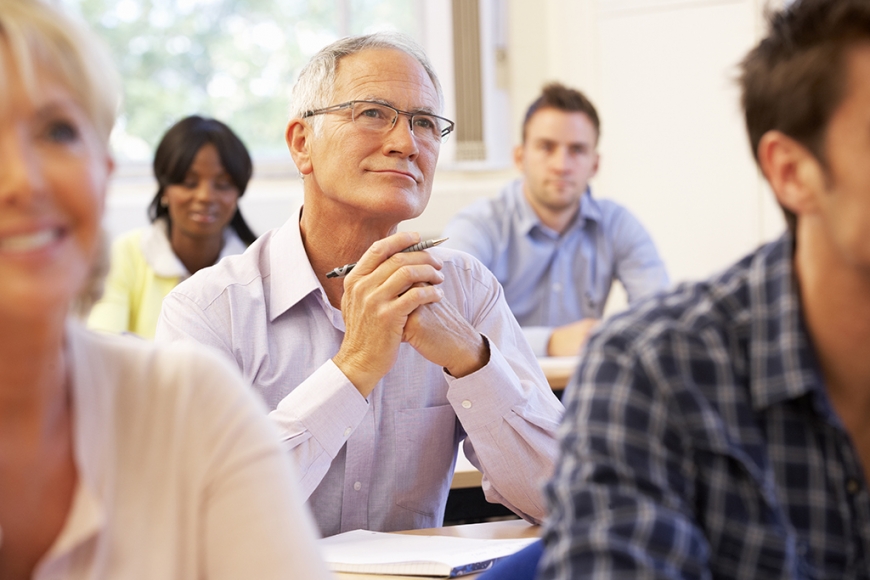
left=302, top=100, right=456, bottom=141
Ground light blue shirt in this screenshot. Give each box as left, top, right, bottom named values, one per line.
left=442, top=179, right=669, bottom=355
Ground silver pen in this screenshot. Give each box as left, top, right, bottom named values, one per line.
left=325, top=237, right=448, bottom=279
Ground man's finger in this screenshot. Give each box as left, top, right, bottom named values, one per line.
left=346, top=231, right=420, bottom=278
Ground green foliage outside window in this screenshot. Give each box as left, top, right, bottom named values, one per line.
left=62, top=0, right=418, bottom=162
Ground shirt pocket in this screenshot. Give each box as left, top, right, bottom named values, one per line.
left=394, top=404, right=457, bottom=517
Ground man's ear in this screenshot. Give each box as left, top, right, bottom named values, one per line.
left=757, top=130, right=824, bottom=217
left=286, top=118, right=314, bottom=176
left=590, top=151, right=600, bottom=179
left=513, top=143, right=525, bottom=173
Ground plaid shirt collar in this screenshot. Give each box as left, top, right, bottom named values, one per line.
left=746, top=233, right=827, bottom=412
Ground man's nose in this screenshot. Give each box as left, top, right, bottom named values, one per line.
left=549, top=147, right=571, bottom=173
left=383, top=113, right=420, bottom=158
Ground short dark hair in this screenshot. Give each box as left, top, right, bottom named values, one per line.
left=739, top=0, right=870, bottom=232
left=522, top=83, right=600, bottom=143
left=148, top=115, right=257, bottom=245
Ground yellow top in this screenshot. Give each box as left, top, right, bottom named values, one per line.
left=87, top=219, right=246, bottom=339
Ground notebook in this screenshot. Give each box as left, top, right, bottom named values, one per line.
left=317, top=529, right=538, bottom=577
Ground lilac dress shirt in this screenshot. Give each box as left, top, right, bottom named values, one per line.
left=155, top=211, right=564, bottom=537
left=442, top=180, right=670, bottom=355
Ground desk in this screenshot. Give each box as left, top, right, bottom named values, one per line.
left=538, top=355, right=579, bottom=390
left=451, top=447, right=482, bottom=489
left=333, top=520, right=540, bottom=580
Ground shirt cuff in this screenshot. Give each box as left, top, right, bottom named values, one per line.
left=445, top=339, right=531, bottom=432
left=272, top=359, right=369, bottom=457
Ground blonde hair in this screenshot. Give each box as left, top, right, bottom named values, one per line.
left=0, top=0, right=119, bottom=142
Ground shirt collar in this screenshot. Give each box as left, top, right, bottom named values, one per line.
left=267, top=206, right=329, bottom=322
left=577, top=189, right=603, bottom=225
left=140, top=217, right=247, bottom=278
left=514, top=179, right=602, bottom=237
left=746, top=233, right=825, bottom=411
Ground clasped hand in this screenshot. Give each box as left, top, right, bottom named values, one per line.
left=332, top=232, right=488, bottom=397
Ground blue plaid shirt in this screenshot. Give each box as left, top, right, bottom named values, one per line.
left=540, top=234, right=870, bottom=579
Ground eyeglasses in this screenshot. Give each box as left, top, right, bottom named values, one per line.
left=303, top=100, right=456, bottom=144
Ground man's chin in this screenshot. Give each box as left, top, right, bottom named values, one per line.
left=542, top=195, right=581, bottom=214
left=359, top=196, right=429, bottom=226
left=384, top=188, right=431, bottom=217
left=391, top=202, right=428, bottom=223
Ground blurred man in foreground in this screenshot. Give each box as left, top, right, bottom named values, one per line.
left=540, top=0, right=870, bottom=577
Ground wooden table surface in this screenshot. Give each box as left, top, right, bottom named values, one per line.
left=537, top=355, right=578, bottom=390
left=332, top=520, right=540, bottom=580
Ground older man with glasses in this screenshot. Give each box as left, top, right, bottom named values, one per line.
left=155, top=33, right=563, bottom=537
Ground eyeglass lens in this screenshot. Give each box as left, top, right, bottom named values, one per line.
left=351, top=102, right=446, bottom=142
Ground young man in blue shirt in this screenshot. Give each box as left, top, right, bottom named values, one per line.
left=443, top=84, right=668, bottom=357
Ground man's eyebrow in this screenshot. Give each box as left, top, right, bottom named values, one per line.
left=534, top=138, right=593, bottom=148
left=360, top=96, right=438, bottom=115
left=361, top=96, right=393, bottom=106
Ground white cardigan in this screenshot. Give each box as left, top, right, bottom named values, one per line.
left=31, top=321, right=332, bottom=580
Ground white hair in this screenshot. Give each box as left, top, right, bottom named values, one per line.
left=289, top=32, right=444, bottom=135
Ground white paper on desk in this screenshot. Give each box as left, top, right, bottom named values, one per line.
left=317, top=529, right=537, bottom=577
left=536, top=356, right=580, bottom=372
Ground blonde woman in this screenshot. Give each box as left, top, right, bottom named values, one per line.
left=0, top=1, right=332, bottom=578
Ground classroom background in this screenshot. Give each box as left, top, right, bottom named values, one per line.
left=88, top=0, right=789, bottom=312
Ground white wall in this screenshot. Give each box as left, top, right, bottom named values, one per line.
left=505, top=0, right=786, bottom=285
left=104, top=0, right=787, bottom=287
left=594, top=0, right=781, bottom=283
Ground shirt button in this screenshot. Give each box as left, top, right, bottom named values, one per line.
left=353, top=481, right=361, bottom=491
left=343, top=427, right=352, bottom=438
left=461, top=400, right=472, bottom=409
left=847, top=478, right=861, bottom=495
left=552, top=283, right=562, bottom=292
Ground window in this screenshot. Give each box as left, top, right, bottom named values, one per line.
left=62, top=0, right=421, bottom=162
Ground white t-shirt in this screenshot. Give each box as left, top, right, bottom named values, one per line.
left=30, top=321, right=333, bottom=580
